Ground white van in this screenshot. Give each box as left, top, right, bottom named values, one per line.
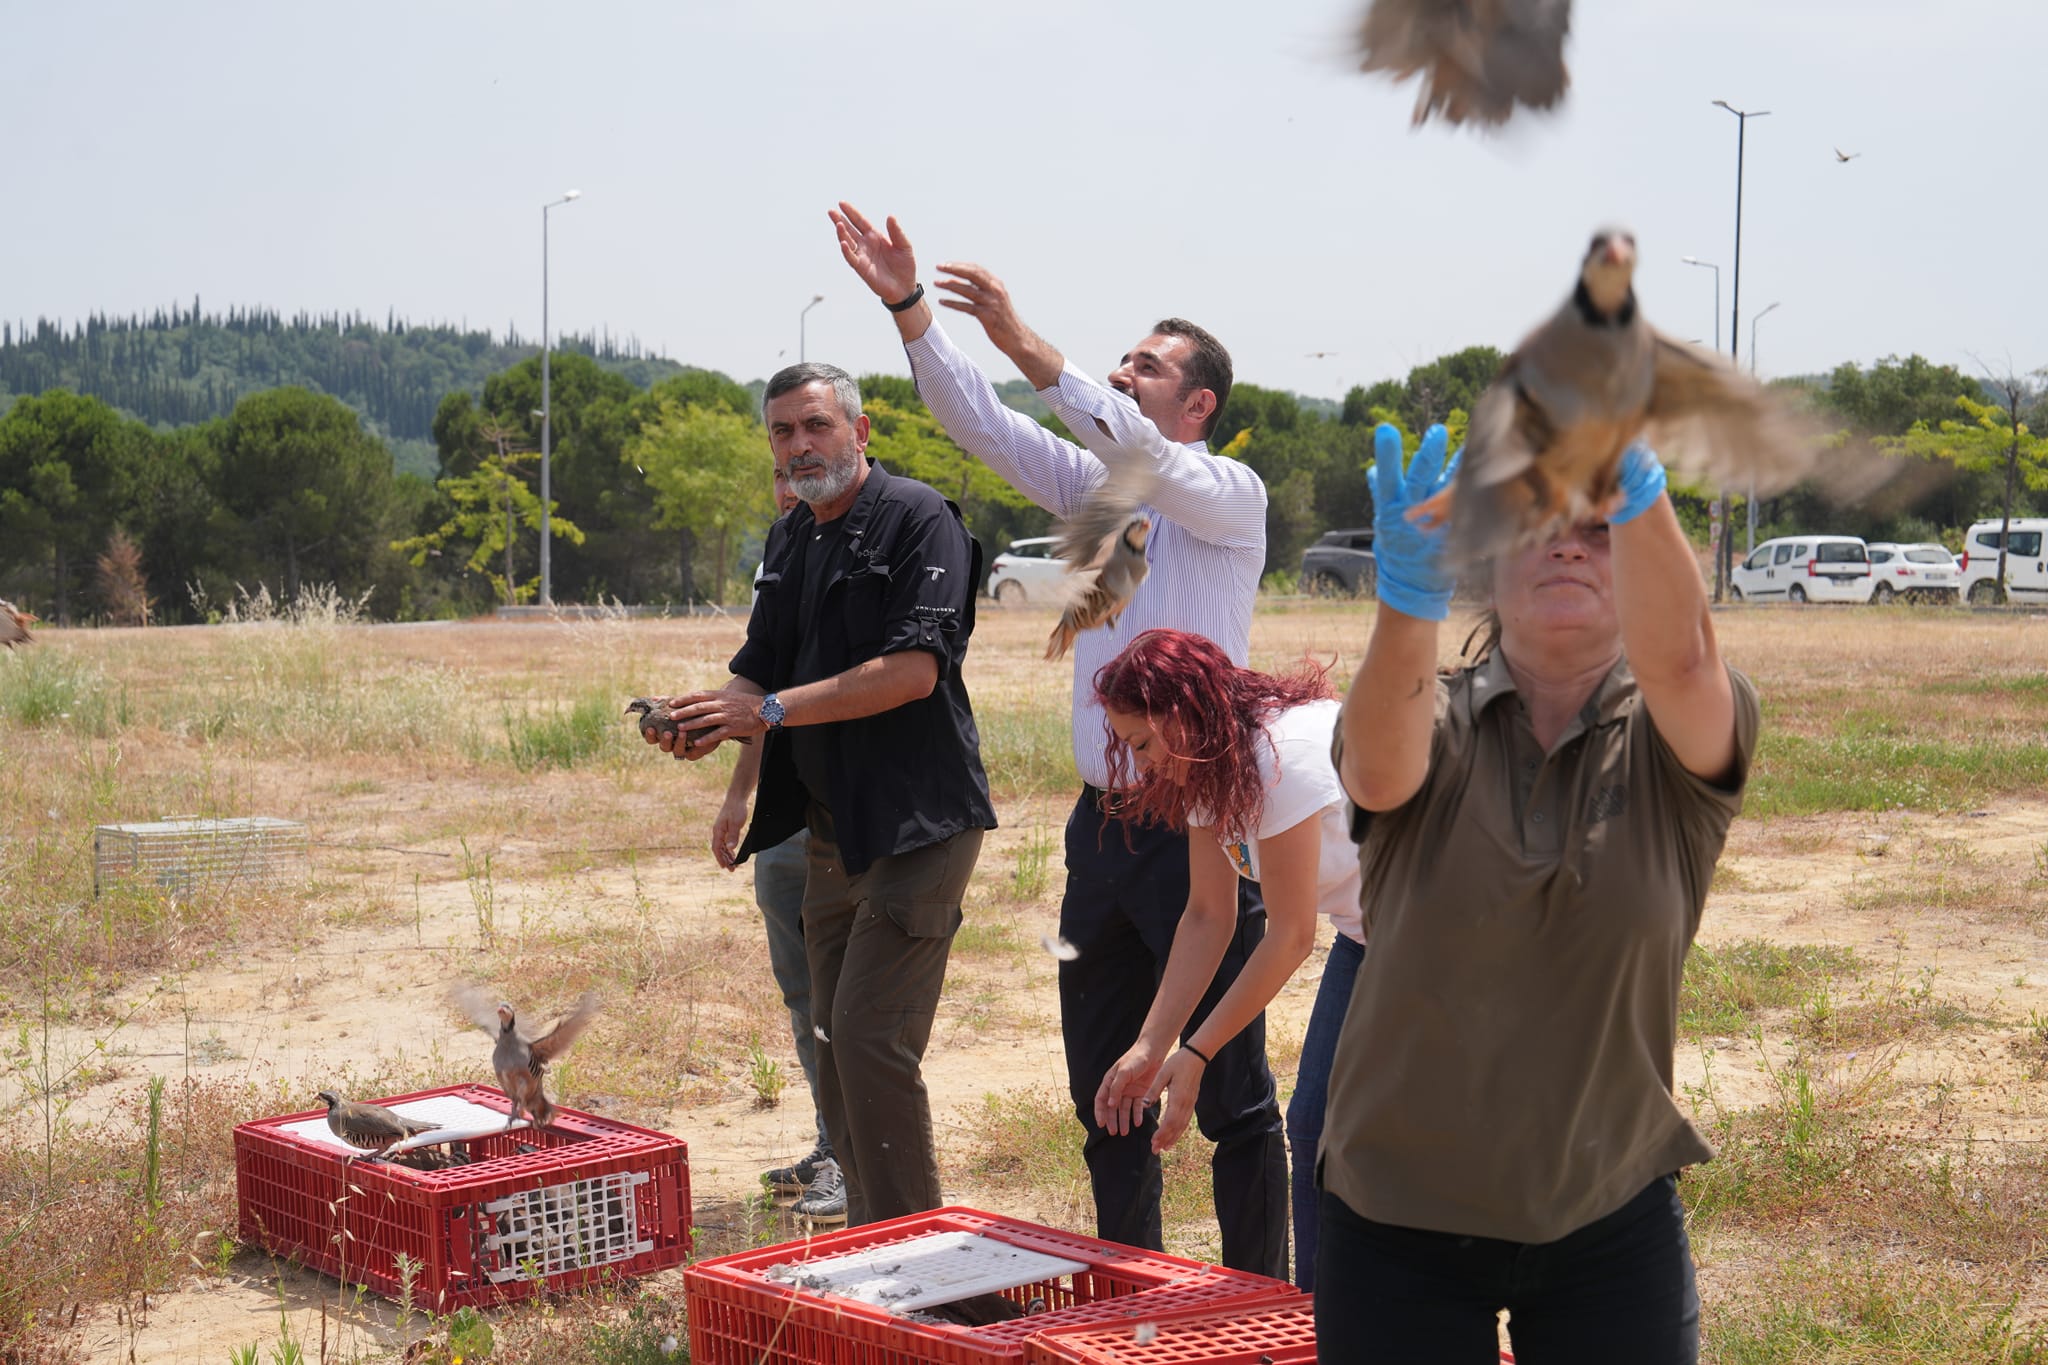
left=1729, top=535, right=1874, bottom=604
left=1959, top=517, right=2048, bottom=604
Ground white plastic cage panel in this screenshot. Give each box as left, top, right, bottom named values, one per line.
left=93, top=816, right=309, bottom=897
left=481, top=1170, right=653, bottom=1283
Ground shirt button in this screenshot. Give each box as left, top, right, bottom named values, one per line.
left=1525, top=761, right=1537, bottom=772
left=1532, top=812, right=1546, bottom=824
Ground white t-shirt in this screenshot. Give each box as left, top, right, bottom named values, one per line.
left=1201, top=698, right=1364, bottom=944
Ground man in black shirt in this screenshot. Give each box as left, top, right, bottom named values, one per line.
left=661, top=362, right=995, bottom=1224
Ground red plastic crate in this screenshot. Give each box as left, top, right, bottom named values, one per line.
left=234, top=1083, right=690, bottom=1310
left=1024, top=1294, right=1317, bottom=1364
left=1027, top=1296, right=1516, bottom=1364
left=684, top=1206, right=1296, bottom=1365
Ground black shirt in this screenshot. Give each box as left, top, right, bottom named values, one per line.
left=789, top=515, right=848, bottom=801
left=732, top=460, right=997, bottom=876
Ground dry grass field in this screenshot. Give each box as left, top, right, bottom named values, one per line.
left=2, top=595, right=2046, bottom=1363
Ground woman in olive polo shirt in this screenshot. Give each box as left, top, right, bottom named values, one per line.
left=1319, top=428, right=1757, bottom=1363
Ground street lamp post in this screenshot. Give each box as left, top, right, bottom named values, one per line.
left=800, top=294, right=824, bottom=363
left=539, top=188, right=582, bottom=609
left=1680, top=257, right=1720, bottom=353
left=1747, top=301, right=1782, bottom=556
left=1711, top=99, right=1769, bottom=602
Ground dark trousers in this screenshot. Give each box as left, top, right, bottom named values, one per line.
left=1284, top=932, right=1365, bottom=1292
left=1314, top=1176, right=1700, bottom=1365
left=803, top=804, right=983, bottom=1226
left=1057, top=787, right=1288, bottom=1279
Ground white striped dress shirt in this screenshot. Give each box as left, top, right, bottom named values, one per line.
left=905, top=321, right=1268, bottom=789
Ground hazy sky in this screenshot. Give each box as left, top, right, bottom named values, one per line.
left=9, top=1, right=2042, bottom=403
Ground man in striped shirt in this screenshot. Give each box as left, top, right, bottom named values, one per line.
left=832, top=204, right=1285, bottom=1279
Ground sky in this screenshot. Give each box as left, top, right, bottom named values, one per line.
left=7, top=0, right=2043, bottom=404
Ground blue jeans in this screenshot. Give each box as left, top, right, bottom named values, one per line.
left=1286, top=932, right=1364, bottom=1292
left=1315, top=1175, right=1699, bottom=1364
left=752, top=829, right=829, bottom=1154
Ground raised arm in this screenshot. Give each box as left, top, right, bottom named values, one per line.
left=832, top=202, right=1099, bottom=520
left=1339, top=426, right=1460, bottom=811
left=1605, top=446, right=1738, bottom=783
left=1039, top=364, right=1267, bottom=552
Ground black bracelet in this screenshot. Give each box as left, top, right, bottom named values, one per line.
left=885, top=283, right=925, bottom=313
left=1181, top=1041, right=1213, bottom=1065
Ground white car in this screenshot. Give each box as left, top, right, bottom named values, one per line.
left=1865, top=542, right=1961, bottom=604
left=985, top=536, right=1072, bottom=603
left=1729, top=535, right=1874, bottom=604
left=1958, top=517, right=2048, bottom=605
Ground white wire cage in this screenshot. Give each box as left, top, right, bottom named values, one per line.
left=92, top=816, right=310, bottom=898
left=481, top=1170, right=654, bottom=1283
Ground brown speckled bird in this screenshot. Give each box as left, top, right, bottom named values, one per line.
left=1044, top=461, right=1158, bottom=663
left=1419, top=227, right=1818, bottom=565
left=1356, top=0, right=1572, bottom=128
left=626, top=697, right=750, bottom=751
left=316, top=1089, right=442, bottom=1158
left=455, top=987, right=601, bottom=1129
left=0, top=599, right=35, bottom=650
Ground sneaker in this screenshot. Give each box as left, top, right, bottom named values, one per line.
left=762, top=1143, right=832, bottom=1194
left=792, top=1159, right=847, bottom=1224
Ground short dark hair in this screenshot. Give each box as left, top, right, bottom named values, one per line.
left=1152, top=318, right=1232, bottom=440
left=763, top=363, right=862, bottom=424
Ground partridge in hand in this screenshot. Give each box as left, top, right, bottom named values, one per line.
left=627, top=697, right=749, bottom=751
left=1045, top=461, right=1158, bottom=663
left=316, top=1089, right=442, bottom=1158
left=455, top=986, right=601, bottom=1129
left=1356, top=0, right=1572, bottom=128
left=1419, top=227, right=1818, bottom=565
left=0, top=599, right=35, bottom=649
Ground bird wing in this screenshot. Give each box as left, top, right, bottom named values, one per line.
left=527, top=990, right=601, bottom=1065
left=1356, top=0, right=1571, bottom=127
left=1439, top=373, right=1554, bottom=566
left=451, top=983, right=506, bottom=1035
left=1642, top=331, right=1820, bottom=495
left=1049, top=458, right=1158, bottom=574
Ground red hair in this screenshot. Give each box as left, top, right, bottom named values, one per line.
left=1093, top=629, right=1334, bottom=842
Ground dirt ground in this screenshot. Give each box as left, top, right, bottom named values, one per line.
left=21, top=604, right=2047, bottom=1361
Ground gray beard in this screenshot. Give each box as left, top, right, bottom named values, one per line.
left=791, top=456, right=858, bottom=506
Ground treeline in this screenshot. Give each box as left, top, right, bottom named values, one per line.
left=0, top=351, right=1056, bottom=624
left=0, top=305, right=681, bottom=474
left=2, top=322, right=2042, bottom=624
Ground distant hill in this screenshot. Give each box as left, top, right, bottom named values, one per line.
left=0, top=302, right=685, bottom=476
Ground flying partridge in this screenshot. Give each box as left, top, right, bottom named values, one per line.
left=455, top=986, right=601, bottom=1129
left=1356, top=0, right=1572, bottom=128
left=1, top=599, right=34, bottom=649
left=1418, top=226, right=1818, bottom=565
left=1045, top=461, right=1158, bottom=663
left=316, top=1090, right=443, bottom=1158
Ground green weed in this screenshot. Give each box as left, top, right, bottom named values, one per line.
left=1680, top=940, right=1862, bottom=1039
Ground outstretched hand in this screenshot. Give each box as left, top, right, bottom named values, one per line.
left=1368, top=423, right=1461, bottom=622
left=831, top=202, right=917, bottom=303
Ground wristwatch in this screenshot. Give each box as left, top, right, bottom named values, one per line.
left=759, top=693, right=785, bottom=730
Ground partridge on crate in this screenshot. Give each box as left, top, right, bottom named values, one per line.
left=454, top=986, right=602, bottom=1129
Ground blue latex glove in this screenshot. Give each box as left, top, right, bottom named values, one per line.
left=1608, top=443, right=1668, bottom=526
left=1367, top=423, right=1459, bottom=622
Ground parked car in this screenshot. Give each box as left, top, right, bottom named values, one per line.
left=1729, top=535, right=1873, bottom=604
left=1958, top=517, right=2048, bottom=605
left=1865, top=542, right=1961, bottom=604
left=985, top=536, right=1070, bottom=603
left=1300, top=528, right=1377, bottom=597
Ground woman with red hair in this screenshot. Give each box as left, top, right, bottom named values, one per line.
left=1091, top=627, right=1362, bottom=1290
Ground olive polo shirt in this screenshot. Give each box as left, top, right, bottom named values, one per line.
left=1322, top=650, right=1760, bottom=1244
